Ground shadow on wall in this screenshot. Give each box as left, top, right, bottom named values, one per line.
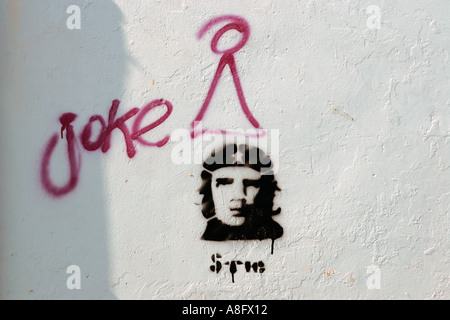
left=0, top=0, right=127, bottom=299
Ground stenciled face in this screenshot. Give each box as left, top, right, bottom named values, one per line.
left=211, top=167, right=261, bottom=226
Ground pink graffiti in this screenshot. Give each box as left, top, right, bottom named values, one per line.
left=191, top=15, right=265, bottom=138
left=40, top=15, right=266, bottom=198
left=40, top=99, right=173, bottom=198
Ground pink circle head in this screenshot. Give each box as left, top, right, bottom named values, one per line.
left=197, top=15, right=250, bottom=55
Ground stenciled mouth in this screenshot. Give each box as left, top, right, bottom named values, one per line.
left=230, top=208, right=246, bottom=217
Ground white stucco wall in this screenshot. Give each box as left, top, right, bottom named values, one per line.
left=0, top=0, right=449, bottom=300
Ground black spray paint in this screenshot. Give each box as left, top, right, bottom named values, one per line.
left=210, top=253, right=265, bottom=283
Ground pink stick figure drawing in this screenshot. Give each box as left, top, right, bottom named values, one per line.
left=191, top=15, right=266, bottom=139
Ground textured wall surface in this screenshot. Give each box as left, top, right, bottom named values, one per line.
left=0, top=0, right=449, bottom=300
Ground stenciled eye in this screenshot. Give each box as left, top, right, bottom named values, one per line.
left=215, top=178, right=234, bottom=187
left=243, top=179, right=261, bottom=189
left=242, top=179, right=261, bottom=197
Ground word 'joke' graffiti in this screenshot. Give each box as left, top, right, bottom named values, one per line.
left=40, top=15, right=266, bottom=198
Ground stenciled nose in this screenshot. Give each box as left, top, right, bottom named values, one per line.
left=229, top=198, right=246, bottom=209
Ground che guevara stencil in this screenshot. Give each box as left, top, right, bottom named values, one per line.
left=199, top=144, right=283, bottom=254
